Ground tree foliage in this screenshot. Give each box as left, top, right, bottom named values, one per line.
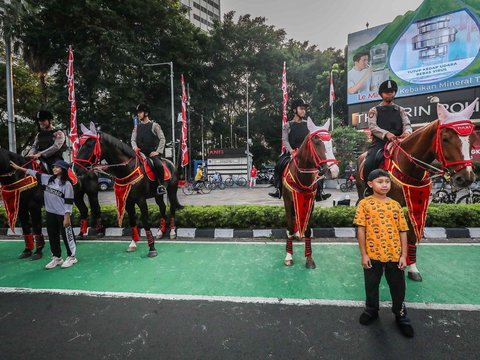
left=1, top=1, right=353, bottom=165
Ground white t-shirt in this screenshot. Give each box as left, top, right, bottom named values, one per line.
left=348, top=68, right=371, bottom=94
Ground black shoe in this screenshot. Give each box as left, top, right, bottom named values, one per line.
left=268, top=189, right=281, bottom=199
left=359, top=311, right=378, bottom=325
left=396, top=315, right=414, bottom=337
left=316, top=193, right=332, bottom=201
left=156, top=185, right=166, bottom=195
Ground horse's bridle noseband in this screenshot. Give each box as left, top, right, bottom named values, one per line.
left=73, top=133, right=103, bottom=171
left=435, top=120, right=475, bottom=173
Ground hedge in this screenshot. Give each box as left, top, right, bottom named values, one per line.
left=1, top=204, right=480, bottom=229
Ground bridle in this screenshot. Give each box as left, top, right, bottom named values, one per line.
left=388, top=119, right=475, bottom=177
left=73, top=133, right=135, bottom=172
left=292, top=129, right=338, bottom=174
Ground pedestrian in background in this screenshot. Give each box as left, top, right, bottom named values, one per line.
left=10, top=159, right=77, bottom=269
left=353, top=169, right=414, bottom=338
left=250, top=165, right=257, bottom=188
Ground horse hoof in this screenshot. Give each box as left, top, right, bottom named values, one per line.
left=127, top=246, right=137, bottom=253
left=148, top=250, right=158, bottom=257
left=77, top=233, right=85, bottom=240
left=156, top=232, right=164, bottom=240
left=408, top=271, right=423, bottom=282
left=30, top=252, right=43, bottom=261
left=96, top=232, right=105, bottom=238
left=169, top=234, right=177, bottom=240
left=305, top=259, right=316, bottom=269
left=284, top=259, right=294, bottom=266
left=18, top=250, right=32, bottom=259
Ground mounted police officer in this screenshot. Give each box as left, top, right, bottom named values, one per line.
left=268, top=99, right=331, bottom=201
left=27, top=110, right=66, bottom=173
left=131, top=104, right=167, bottom=195
left=363, top=80, right=412, bottom=181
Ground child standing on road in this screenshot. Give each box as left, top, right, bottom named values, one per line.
left=10, top=159, right=77, bottom=269
left=249, top=165, right=257, bottom=188
left=353, top=169, right=414, bottom=338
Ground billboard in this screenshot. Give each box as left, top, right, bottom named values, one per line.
left=347, top=1, right=480, bottom=105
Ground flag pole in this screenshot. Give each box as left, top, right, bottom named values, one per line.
left=330, top=70, right=334, bottom=132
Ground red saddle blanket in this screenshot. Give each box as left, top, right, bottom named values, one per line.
left=140, top=157, right=171, bottom=182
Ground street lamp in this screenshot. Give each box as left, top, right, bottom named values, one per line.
left=245, top=74, right=251, bottom=182
left=3, top=31, right=16, bottom=152
left=144, top=62, right=176, bottom=164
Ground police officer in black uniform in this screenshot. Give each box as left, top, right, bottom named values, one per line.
left=268, top=99, right=331, bottom=200
left=363, top=80, right=412, bottom=181
left=131, top=104, right=167, bottom=195
left=27, top=110, right=66, bottom=173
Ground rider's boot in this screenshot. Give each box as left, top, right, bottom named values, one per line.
left=268, top=188, right=281, bottom=199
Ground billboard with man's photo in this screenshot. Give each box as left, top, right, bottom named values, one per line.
left=347, top=0, right=480, bottom=105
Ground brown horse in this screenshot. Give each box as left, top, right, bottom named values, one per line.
left=356, top=100, right=478, bottom=281
left=73, top=122, right=183, bottom=257
left=282, top=119, right=340, bottom=269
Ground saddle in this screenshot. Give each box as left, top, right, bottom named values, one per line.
left=139, top=156, right=171, bottom=182
left=359, top=143, right=394, bottom=181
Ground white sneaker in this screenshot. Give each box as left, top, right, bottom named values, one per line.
left=61, top=256, right=78, bottom=268
left=45, top=256, right=64, bottom=269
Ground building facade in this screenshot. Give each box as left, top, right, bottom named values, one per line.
left=180, top=0, right=221, bottom=32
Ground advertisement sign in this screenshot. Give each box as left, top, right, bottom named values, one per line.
left=349, top=88, right=480, bottom=129
left=347, top=2, right=480, bottom=105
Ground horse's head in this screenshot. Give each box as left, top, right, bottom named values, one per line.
left=73, top=122, right=102, bottom=174
left=306, top=118, right=340, bottom=179
left=436, top=99, right=478, bottom=188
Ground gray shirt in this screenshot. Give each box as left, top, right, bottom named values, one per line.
left=27, top=130, right=66, bottom=158
left=26, top=169, right=74, bottom=216
left=131, top=121, right=166, bottom=154
left=367, top=102, right=412, bottom=140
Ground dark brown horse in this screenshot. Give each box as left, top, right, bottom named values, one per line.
left=282, top=119, right=340, bottom=269
left=356, top=100, right=478, bottom=281
left=73, top=122, right=182, bottom=257
left=0, top=148, right=45, bottom=259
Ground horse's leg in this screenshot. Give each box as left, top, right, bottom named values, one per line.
left=166, top=181, right=181, bottom=239
left=30, top=203, right=45, bottom=260
left=17, top=202, right=34, bottom=259
left=406, top=229, right=422, bottom=282
left=87, top=191, right=104, bottom=237
left=304, top=226, right=316, bottom=269
left=283, top=193, right=295, bottom=266
left=126, top=199, right=139, bottom=252
left=74, top=188, right=89, bottom=239
left=154, top=194, right=167, bottom=240
left=138, top=198, right=157, bottom=257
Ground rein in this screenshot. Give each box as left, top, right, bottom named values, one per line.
left=386, top=119, right=475, bottom=179
left=289, top=129, right=338, bottom=190
left=74, top=133, right=136, bottom=171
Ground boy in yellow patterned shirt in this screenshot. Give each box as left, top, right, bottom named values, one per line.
left=354, top=169, right=414, bottom=338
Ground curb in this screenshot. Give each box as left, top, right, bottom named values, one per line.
left=2, top=227, right=480, bottom=239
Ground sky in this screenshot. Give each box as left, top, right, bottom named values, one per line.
left=221, top=0, right=424, bottom=50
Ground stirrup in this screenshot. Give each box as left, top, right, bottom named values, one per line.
left=156, top=185, right=166, bottom=195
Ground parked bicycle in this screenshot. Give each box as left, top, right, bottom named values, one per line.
left=431, top=175, right=480, bottom=204
left=340, top=174, right=356, bottom=192
left=224, top=175, right=247, bottom=187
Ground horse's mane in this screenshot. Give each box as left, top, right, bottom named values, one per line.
left=400, top=119, right=438, bottom=149
left=100, top=132, right=136, bottom=157
left=0, top=147, right=27, bottom=166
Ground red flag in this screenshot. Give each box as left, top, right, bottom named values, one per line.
left=180, top=74, right=189, bottom=168
left=66, top=47, right=79, bottom=158
left=281, top=62, right=288, bottom=152
left=329, top=73, right=336, bottom=107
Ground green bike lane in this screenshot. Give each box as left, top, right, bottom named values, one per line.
left=0, top=240, right=479, bottom=306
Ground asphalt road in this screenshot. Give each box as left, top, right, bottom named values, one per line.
left=0, top=292, right=478, bottom=360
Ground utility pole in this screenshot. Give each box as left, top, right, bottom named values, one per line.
left=201, top=114, right=205, bottom=164
left=246, top=74, right=251, bottom=182
left=5, top=32, right=16, bottom=152
left=187, top=83, right=192, bottom=179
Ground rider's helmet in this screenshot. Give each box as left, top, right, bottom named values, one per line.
left=136, top=104, right=150, bottom=116
left=290, top=99, right=310, bottom=112
left=378, top=80, right=398, bottom=95
left=36, top=110, right=54, bottom=123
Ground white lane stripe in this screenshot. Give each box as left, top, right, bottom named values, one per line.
left=0, top=239, right=479, bottom=246
left=1, top=287, right=479, bottom=311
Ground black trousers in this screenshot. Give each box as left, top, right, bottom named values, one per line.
left=150, top=155, right=164, bottom=184
left=364, top=260, right=406, bottom=316
left=364, top=141, right=385, bottom=181
left=273, top=152, right=291, bottom=188
left=46, top=212, right=75, bottom=258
